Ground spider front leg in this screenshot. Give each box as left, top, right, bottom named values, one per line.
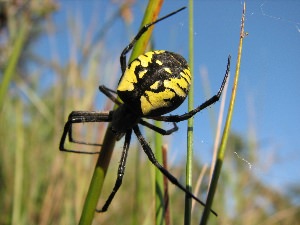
left=133, top=125, right=217, bottom=216
left=151, top=55, right=231, bottom=123
left=96, top=129, right=131, bottom=212
left=119, top=7, right=186, bottom=76
left=99, top=85, right=123, bottom=105
left=59, top=111, right=112, bottom=154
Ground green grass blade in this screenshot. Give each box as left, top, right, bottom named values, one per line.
left=12, top=101, right=24, bottom=225
left=155, top=120, right=165, bottom=225
left=200, top=2, right=246, bottom=224
left=162, top=145, right=170, bottom=225
left=184, top=1, right=194, bottom=224
left=129, top=1, right=164, bottom=62
left=0, top=23, right=28, bottom=110
left=79, top=129, right=116, bottom=225
left=78, top=2, right=164, bottom=224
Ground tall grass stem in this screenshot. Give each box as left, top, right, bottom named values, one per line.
left=200, top=2, right=246, bottom=224
left=184, top=1, right=194, bottom=225
left=12, top=102, right=24, bottom=225
left=155, top=120, right=165, bottom=225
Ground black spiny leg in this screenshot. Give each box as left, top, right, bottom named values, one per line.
left=151, top=55, right=231, bottom=123
left=139, top=120, right=178, bottom=135
left=99, top=85, right=123, bottom=105
left=59, top=111, right=112, bottom=154
left=61, top=85, right=121, bottom=154
left=119, top=7, right=186, bottom=76
left=133, top=125, right=217, bottom=216
left=96, top=129, right=132, bottom=212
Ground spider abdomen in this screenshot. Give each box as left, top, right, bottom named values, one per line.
left=117, top=50, right=191, bottom=117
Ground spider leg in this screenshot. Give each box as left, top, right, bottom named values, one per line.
left=99, top=85, right=123, bottom=105
left=150, top=55, right=231, bottom=122
left=59, top=111, right=113, bottom=154
left=139, top=119, right=178, bottom=135
left=96, top=129, right=132, bottom=212
left=119, top=7, right=186, bottom=76
left=133, top=125, right=217, bottom=216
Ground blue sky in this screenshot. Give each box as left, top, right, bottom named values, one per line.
left=36, top=0, right=300, bottom=201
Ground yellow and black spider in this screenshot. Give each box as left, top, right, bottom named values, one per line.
left=60, top=7, right=230, bottom=216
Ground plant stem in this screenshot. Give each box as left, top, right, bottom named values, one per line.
left=200, top=2, right=246, bottom=224
left=184, top=1, right=194, bottom=224
left=155, top=120, right=165, bottom=225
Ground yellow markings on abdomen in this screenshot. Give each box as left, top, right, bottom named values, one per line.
left=181, top=69, right=192, bottom=82
left=164, top=78, right=187, bottom=97
left=118, top=60, right=140, bottom=91
left=140, top=89, right=174, bottom=115
left=139, top=50, right=165, bottom=67
left=138, top=69, right=148, bottom=78
left=150, top=80, right=161, bottom=90
left=163, top=67, right=191, bottom=97
left=139, top=53, right=153, bottom=67
left=118, top=50, right=167, bottom=92
left=164, top=67, right=172, bottom=74
left=156, top=60, right=163, bottom=65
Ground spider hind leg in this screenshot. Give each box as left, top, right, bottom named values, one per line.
left=133, top=125, right=217, bottom=216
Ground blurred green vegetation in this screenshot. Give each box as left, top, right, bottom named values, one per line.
left=0, top=1, right=299, bottom=225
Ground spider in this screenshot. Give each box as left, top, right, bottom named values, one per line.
left=59, top=6, right=230, bottom=216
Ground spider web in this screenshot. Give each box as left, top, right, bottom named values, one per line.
left=259, top=0, right=300, bottom=33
